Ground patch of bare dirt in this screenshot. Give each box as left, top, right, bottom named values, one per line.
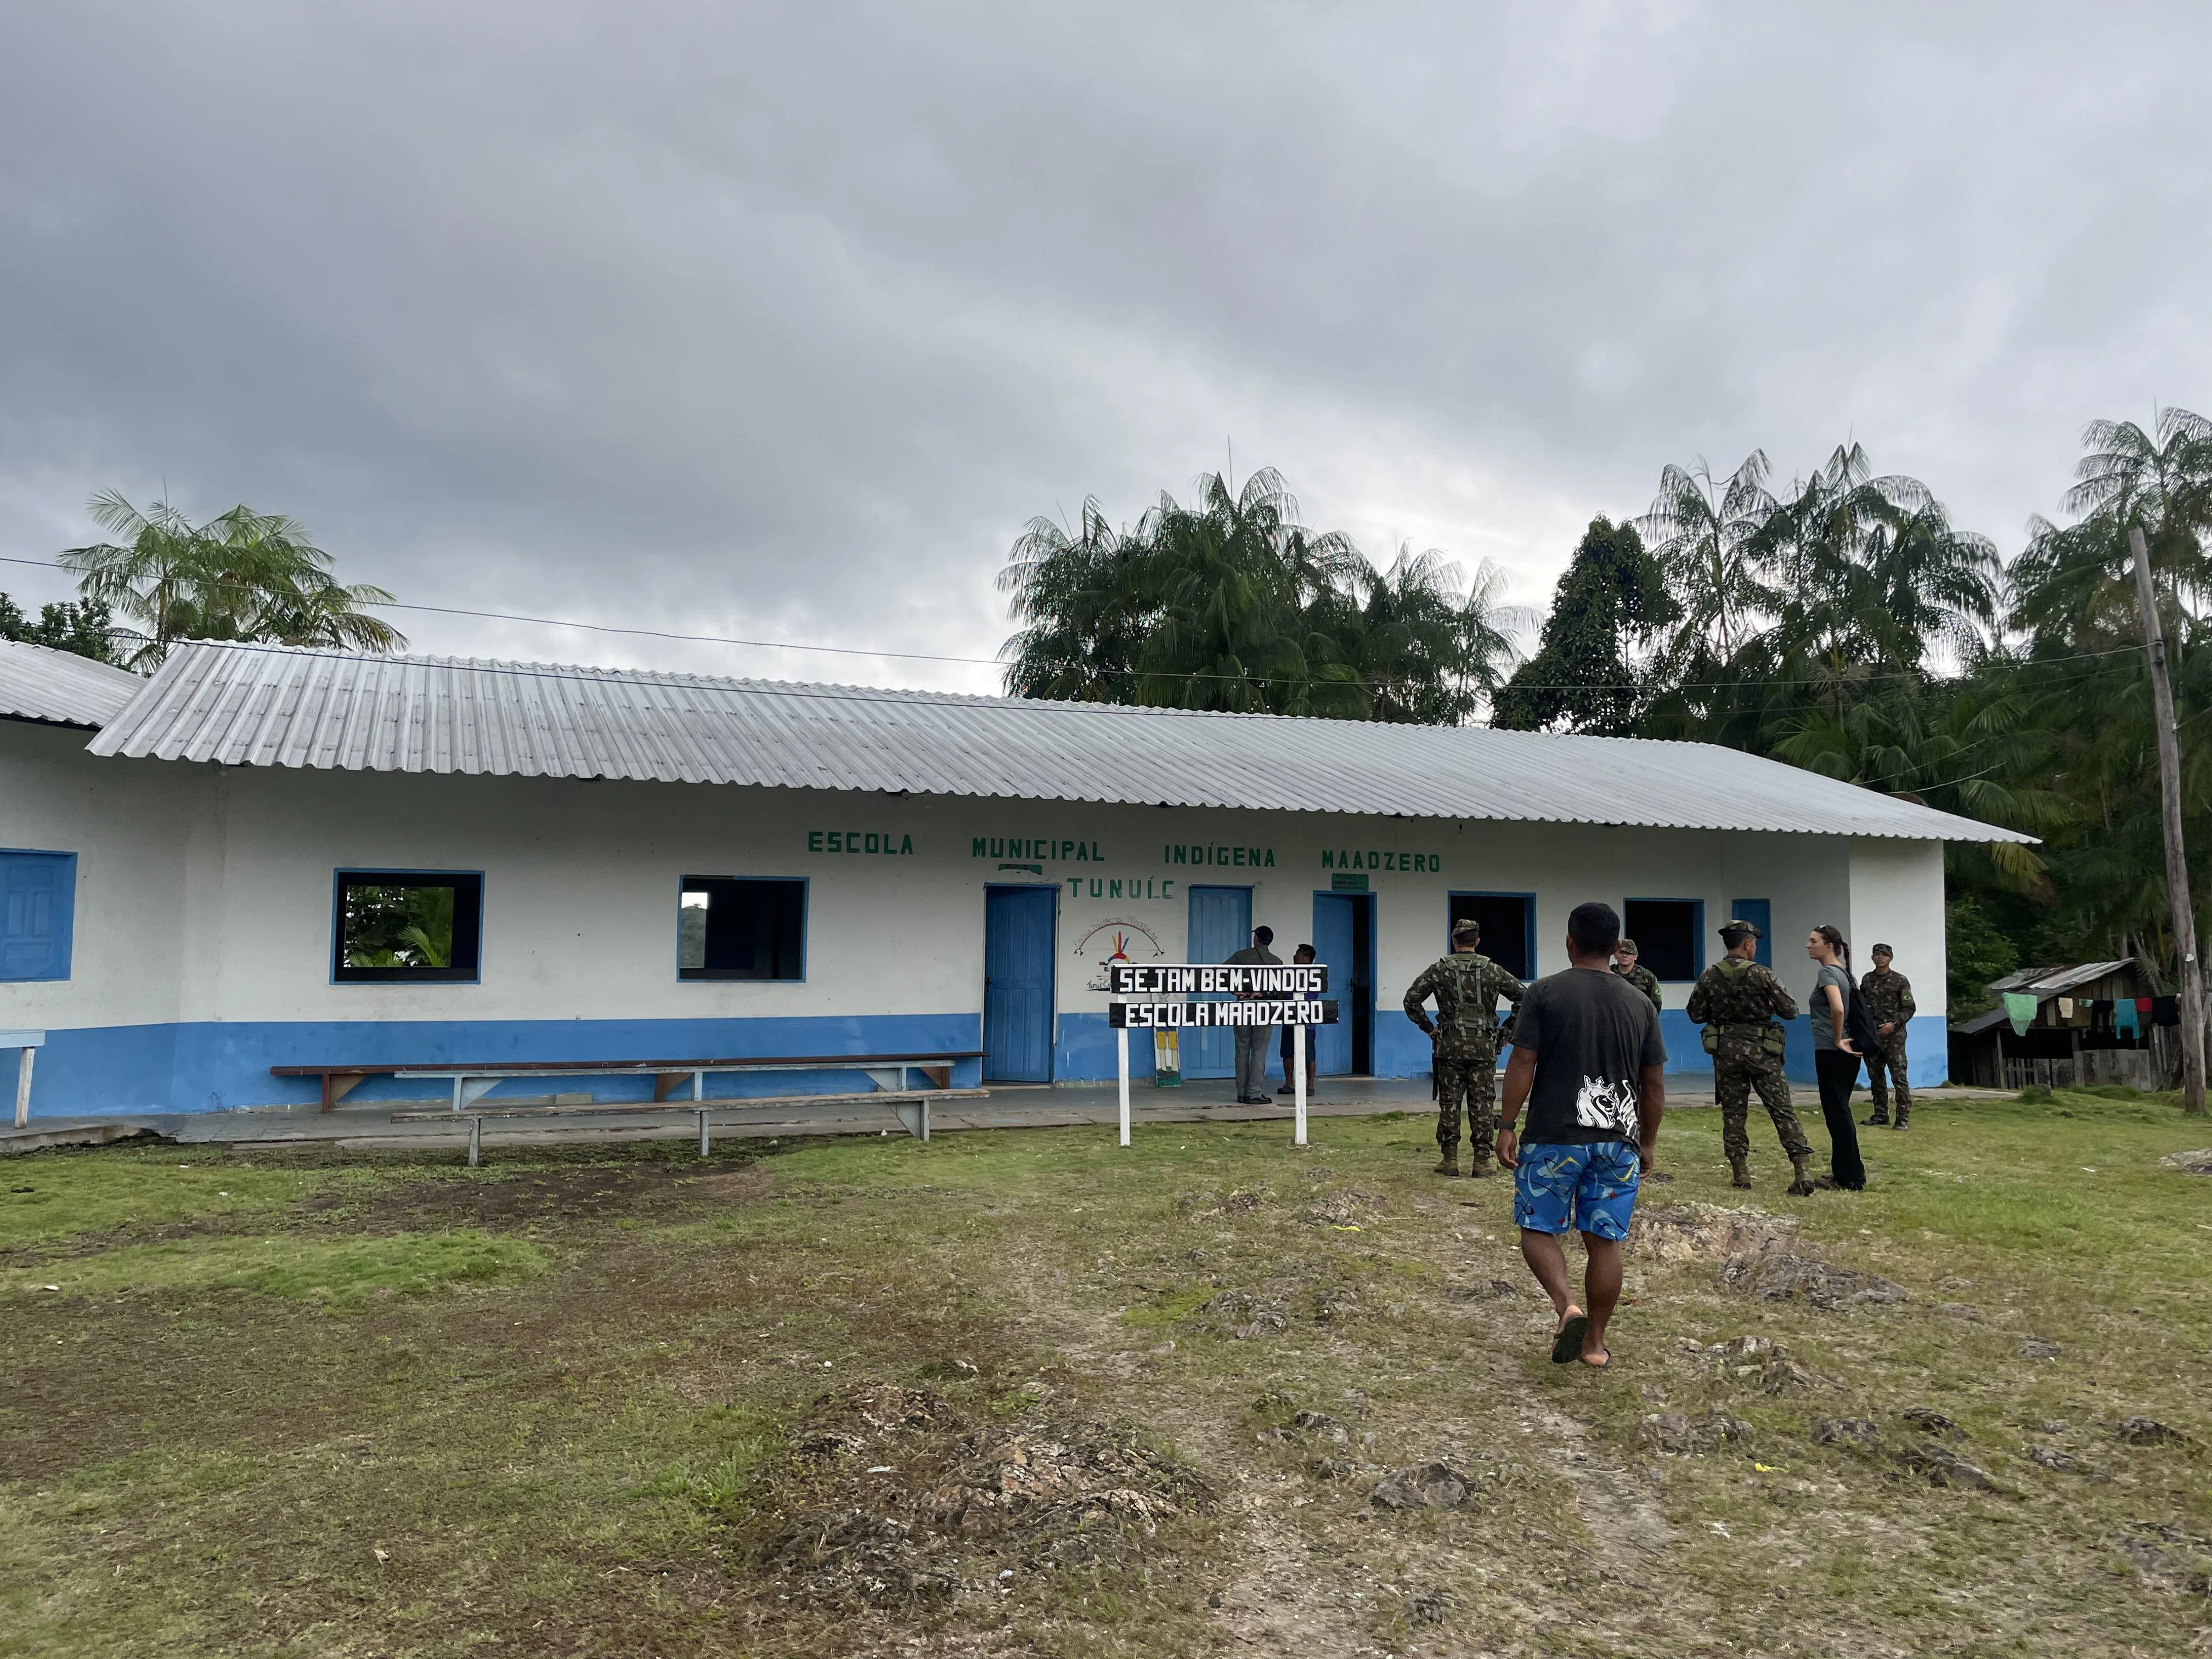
left=747, top=1381, right=1212, bottom=1610
left=1720, top=1250, right=1909, bottom=1310
left=297, top=1161, right=770, bottom=1229
left=1629, top=1200, right=1798, bottom=1263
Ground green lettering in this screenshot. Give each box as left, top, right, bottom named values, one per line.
left=809, top=830, right=825, bottom=853
left=1322, top=849, right=1334, bottom=870
left=1109, top=879, right=1121, bottom=898
left=827, top=831, right=842, bottom=853
left=901, top=835, right=913, bottom=855
left=1263, top=848, right=1274, bottom=867
left=972, top=837, right=987, bottom=857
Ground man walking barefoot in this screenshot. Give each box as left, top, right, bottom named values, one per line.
left=1496, top=901, right=1666, bottom=1369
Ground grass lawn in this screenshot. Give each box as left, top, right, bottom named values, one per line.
left=4, top=1089, right=2210, bottom=1657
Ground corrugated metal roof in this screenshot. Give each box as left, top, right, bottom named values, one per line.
left=1955, top=961, right=2141, bottom=1032
left=86, top=640, right=2037, bottom=842
left=0, top=637, right=144, bottom=730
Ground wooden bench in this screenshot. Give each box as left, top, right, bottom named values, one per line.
left=272, top=1051, right=983, bottom=1111
left=387, top=1086, right=984, bottom=1165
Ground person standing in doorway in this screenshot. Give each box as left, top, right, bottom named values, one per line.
left=1496, top=901, right=1665, bottom=1370
left=1403, top=918, right=1528, bottom=1177
left=1858, top=944, right=1915, bottom=1130
left=1227, top=925, right=1282, bottom=1105
left=1805, top=926, right=1869, bottom=1190
left=1686, top=919, right=1817, bottom=1195
left=1612, top=938, right=1663, bottom=1012
left=1277, top=943, right=1319, bottom=1097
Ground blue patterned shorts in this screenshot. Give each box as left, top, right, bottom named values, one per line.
left=1513, top=1141, right=1641, bottom=1241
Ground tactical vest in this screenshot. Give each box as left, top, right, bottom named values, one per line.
left=1438, top=954, right=1504, bottom=1043
left=1699, top=957, right=1786, bottom=1057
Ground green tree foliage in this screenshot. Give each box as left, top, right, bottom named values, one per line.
left=1945, top=897, right=2019, bottom=1018
left=1490, top=517, right=1674, bottom=735
left=0, top=592, right=123, bottom=664
left=58, top=493, right=404, bottom=668
left=1627, top=409, right=2212, bottom=1005
left=998, top=469, right=1529, bottom=720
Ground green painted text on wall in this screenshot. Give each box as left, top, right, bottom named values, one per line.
left=1164, top=843, right=1277, bottom=868
left=809, top=830, right=915, bottom=855
left=1322, top=848, right=1441, bottom=873
left=973, top=838, right=1105, bottom=861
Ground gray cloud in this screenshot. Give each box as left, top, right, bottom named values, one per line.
left=2, top=2, right=2205, bottom=690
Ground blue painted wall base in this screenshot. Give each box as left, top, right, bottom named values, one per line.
left=22, top=1008, right=1952, bottom=1118
left=24, top=1014, right=986, bottom=1118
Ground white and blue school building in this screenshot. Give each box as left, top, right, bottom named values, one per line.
left=0, top=636, right=2030, bottom=1118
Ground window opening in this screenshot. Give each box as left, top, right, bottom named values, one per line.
left=334, top=871, right=483, bottom=983
left=679, top=877, right=805, bottom=980
left=1623, top=898, right=1702, bottom=982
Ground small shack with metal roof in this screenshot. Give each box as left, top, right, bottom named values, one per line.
left=1, top=636, right=2035, bottom=1118
left=1946, top=961, right=2164, bottom=1091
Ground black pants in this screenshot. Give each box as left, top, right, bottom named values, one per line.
left=1814, top=1048, right=1868, bottom=1191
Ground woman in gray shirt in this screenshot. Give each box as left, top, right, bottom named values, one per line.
left=1805, top=926, right=1867, bottom=1190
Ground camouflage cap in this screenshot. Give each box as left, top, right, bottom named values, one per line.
left=1451, top=917, right=1481, bottom=939
left=1718, top=917, right=1764, bottom=940
left=1616, top=938, right=1639, bottom=953
left=1871, top=942, right=1894, bottom=956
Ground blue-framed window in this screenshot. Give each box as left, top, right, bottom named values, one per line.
left=333, top=870, right=483, bottom=984
left=1, top=850, right=77, bottom=981
left=1624, top=898, right=1704, bottom=982
left=1446, top=891, right=1537, bottom=981
left=679, top=876, right=806, bottom=981
left=1728, top=899, right=1773, bottom=967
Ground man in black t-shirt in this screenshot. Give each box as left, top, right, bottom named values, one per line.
left=1496, top=901, right=1666, bottom=1370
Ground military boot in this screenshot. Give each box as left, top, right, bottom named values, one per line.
left=1465, top=1151, right=1496, bottom=1178
left=1729, top=1156, right=1752, bottom=1189
left=1434, top=1149, right=1461, bottom=1178
left=1892, top=1105, right=1910, bottom=1131
left=1860, top=1105, right=1889, bottom=1126
left=1787, top=1153, right=1818, bottom=1197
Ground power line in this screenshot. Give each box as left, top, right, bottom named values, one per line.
left=0, top=549, right=2158, bottom=696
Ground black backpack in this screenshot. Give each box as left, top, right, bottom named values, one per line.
left=1843, top=977, right=1881, bottom=1052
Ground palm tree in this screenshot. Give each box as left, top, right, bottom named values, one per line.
left=2012, top=408, right=2212, bottom=647
left=58, top=493, right=403, bottom=667
left=1635, top=453, right=1778, bottom=665
left=1325, top=546, right=1532, bottom=724
left=996, top=498, right=1153, bottom=702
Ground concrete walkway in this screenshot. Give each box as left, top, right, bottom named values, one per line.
left=8, top=1077, right=2012, bottom=1157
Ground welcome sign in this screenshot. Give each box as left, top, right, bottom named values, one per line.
left=1109, top=963, right=1329, bottom=996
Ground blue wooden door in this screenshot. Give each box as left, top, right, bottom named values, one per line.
left=1184, top=885, right=1251, bottom=1079
left=1311, top=893, right=1355, bottom=1075
left=1729, top=898, right=1773, bottom=967
left=983, top=885, right=1056, bottom=1081
left=0, top=852, right=75, bottom=981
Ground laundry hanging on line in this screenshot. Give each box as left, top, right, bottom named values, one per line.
left=2002, top=991, right=2039, bottom=1037
left=2154, top=995, right=2181, bottom=1028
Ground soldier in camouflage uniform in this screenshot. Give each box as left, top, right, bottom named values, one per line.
left=1612, top=938, right=1663, bottom=1012
left=1403, top=918, right=1527, bottom=1178
left=1685, top=918, right=1817, bottom=1195
left=1858, top=943, right=1915, bottom=1129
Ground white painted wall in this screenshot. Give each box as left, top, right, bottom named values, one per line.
left=0, top=723, right=204, bottom=1029
left=1848, top=838, right=1948, bottom=1015
left=3, top=723, right=1943, bottom=1042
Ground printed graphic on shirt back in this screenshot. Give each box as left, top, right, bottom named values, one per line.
left=1573, top=1074, right=1639, bottom=1135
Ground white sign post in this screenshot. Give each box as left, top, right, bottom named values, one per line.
left=1116, top=1026, right=1132, bottom=1147
left=1106, top=967, right=1335, bottom=1148
left=2, top=1031, right=46, bottom=1130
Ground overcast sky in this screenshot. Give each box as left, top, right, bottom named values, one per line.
left=2, top=3, right=2205, bottom=692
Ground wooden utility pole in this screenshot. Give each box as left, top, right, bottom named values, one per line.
left=2131, top=525, right=2206, bottom=1113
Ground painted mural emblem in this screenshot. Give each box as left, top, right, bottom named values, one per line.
left=1075, top=917, right=1165, bottom=990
